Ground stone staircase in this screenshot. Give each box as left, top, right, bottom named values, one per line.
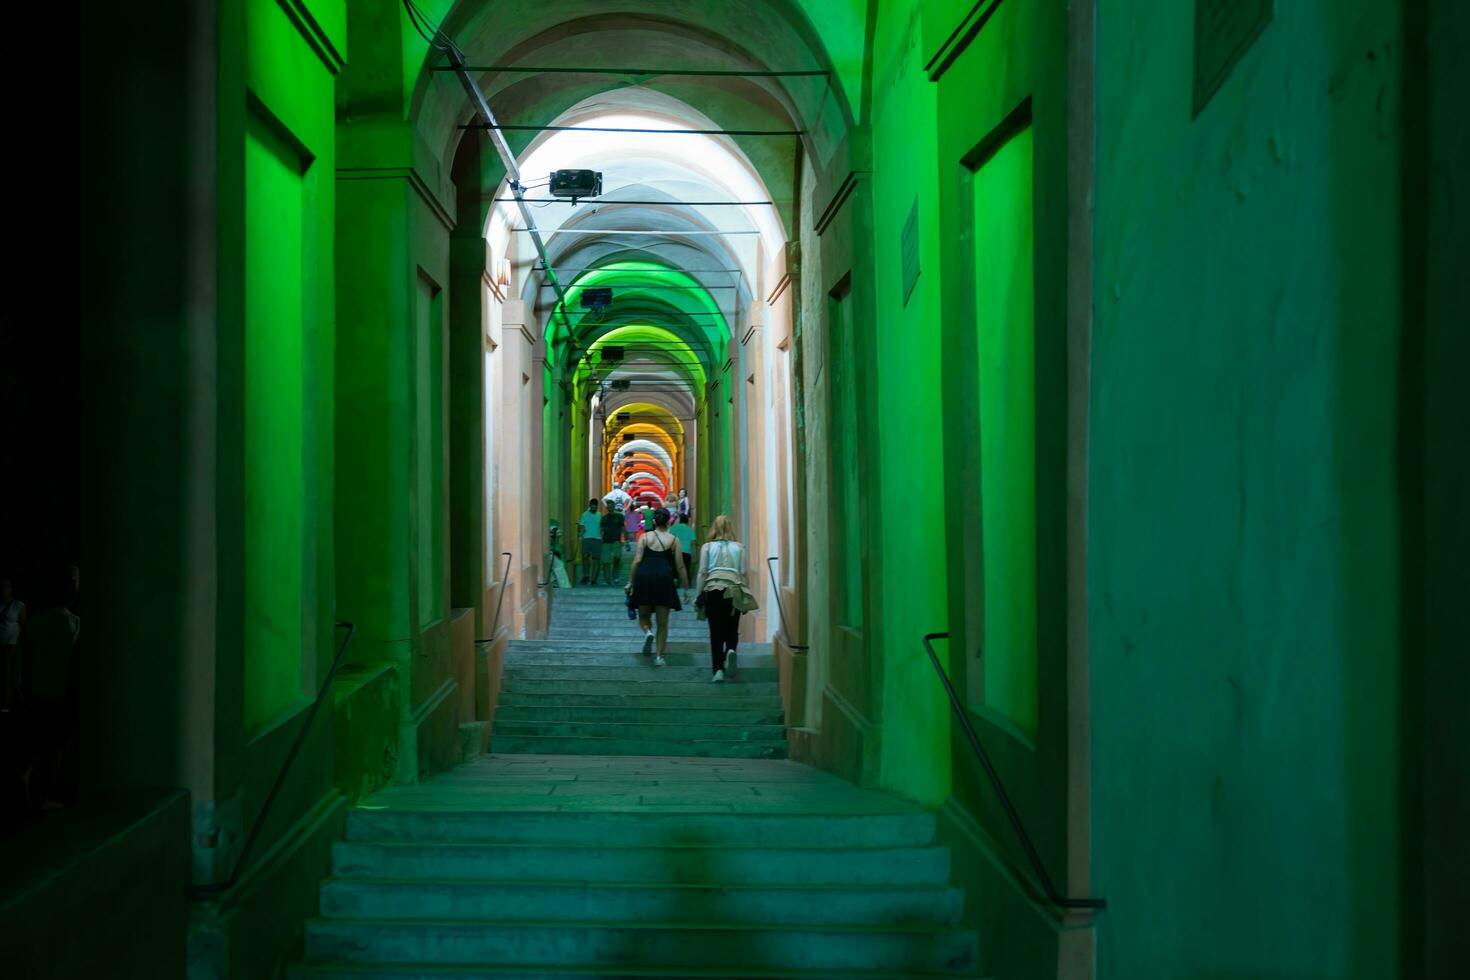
left=545, top=582, right=709, bottom=644
left=289, top=756, right=982, bottom=977
left=491, top=585, right=787, bottom=759
left=287, top=582, right=983, bottom=977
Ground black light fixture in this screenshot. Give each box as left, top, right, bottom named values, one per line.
left=610, top=379, right=631, bottom=391
left=599, top=345, right=624, bottom=362
left=617, top=412, right=630, bottom=423
left=549, top=169, right=602, bottom=201
left=580, top=287, right=613, bottom=311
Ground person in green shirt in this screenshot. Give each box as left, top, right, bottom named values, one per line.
left=670, top=513, right=696, bottom=580
left=600, top=501, right=627, bottom=584
left=577, top=498, right=603, bottom=585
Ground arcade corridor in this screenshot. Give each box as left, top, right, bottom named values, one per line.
left=7, top=0, right=1464, bottom=977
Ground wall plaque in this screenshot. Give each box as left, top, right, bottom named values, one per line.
left=901, top=198, right=921, bottom=306
left=1194, top=0, right=1273, bottom=115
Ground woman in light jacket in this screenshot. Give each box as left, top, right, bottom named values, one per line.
left=695, top=514, right=749, bottom=683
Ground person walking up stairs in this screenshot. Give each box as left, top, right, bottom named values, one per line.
left=493, top=582, right=785, bottom=759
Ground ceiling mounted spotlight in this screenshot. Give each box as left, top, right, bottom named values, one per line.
left=549, top=169, right=602, bottom=202
left=599, top=345, right=624, bottom=362
left=610, top=379, right=631, bottom=391
left=580, top=287, right=613, bottom=311
left=617, top=412, right=630, bottom=423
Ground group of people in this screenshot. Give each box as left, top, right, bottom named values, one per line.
left=577, top=489, right=755, bottom=683
left=577, top=487, right=693, bottom=587
left=1, top=565, right=82, bottom=816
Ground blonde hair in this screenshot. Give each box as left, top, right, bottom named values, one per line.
left=707, top=514, right=738, bottom=541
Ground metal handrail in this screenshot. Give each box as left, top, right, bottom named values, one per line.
left=191, top=621, right=357, bottom=897
left=487, top=551, right=512, bottom=640
left=765, top=557, right=809, bottom=652
left=922, top=632, right=1106, bottom=911
left=537, top=551, right=558, bottom=589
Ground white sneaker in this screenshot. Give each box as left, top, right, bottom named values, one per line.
left=712, top=669, right=725, bottom=683
left=654, top=655, right=666, bottom=667
left=641, top=632, right=654, bottom=655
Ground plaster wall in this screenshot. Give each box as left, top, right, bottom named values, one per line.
left=795, top=155, right=834, bottom=736
left=2, top=793, right=191, bottom=979
left=1418, top=1, right=1470, bottom=974
left=791, top=0, right=869, bottom=124
left=1089, top=1, right=1409, bottom=975
left=868, top=0, right=953, bottom=808
left=497, top=301, right=550, bottom=638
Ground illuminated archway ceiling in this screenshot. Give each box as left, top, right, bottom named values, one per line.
left=623, top=470, right=668, bottom=494
left=420, top=2, right=837, bottom=418
left=613, top=439, right=673, bottom=473
left=516, top=133, right=764, bottom=410
left=423, top=1, right=852, bottom=186
left=414, top=1, right=849, bottom=498
left=613, top=450, right=675, bottom=485
left=606, top=404, right=682, bottom=488
left=604, top=404, right=684, bottom=435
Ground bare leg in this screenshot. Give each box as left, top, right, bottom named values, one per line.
left=638, top=607, right=654, bottom=632
left=654, top=606, right=671, bottom=655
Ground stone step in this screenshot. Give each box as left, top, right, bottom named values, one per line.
left=332, top=842, right=951, bottom=886
left=302, top=920, right=978, bottom=973
left=318, top=880, right=964, bottom=926
left=500, top=665, right=768, bottom=680
left=500, top=679, right=779, bottom=697
left=504, top=665, right=778, bottom=683
left=493, top=703, right=785, bottom=725
left=508, top=639, right=775, bottom=652
left=490, top=735, right=787, bottom=759
left=505, top=652, right=776, bottom=667
left=551, top=605, right=701, bottom=614
left=345, top=810, right=936, bottom=848
left=496, top=692, right=783, bottom=710
left=549, top=617, right=705, bottom=627
left=549, top=613, right=705, bottom=622
left=492, top=720, right=787, bottom=741
left=290, top=964, right=976, bottom=979
left=504, top=643, right=717, bottom=657
left=546, top=640, right=711, bottom=646
left=542, top=631, right=709, bottom=642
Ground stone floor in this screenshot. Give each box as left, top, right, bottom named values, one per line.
left=357, top=754, right=931, bottom=815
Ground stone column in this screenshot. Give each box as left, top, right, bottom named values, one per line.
left=498, top=300, right=542, bottom=637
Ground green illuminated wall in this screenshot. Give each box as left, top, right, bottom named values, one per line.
left=792, top=0, right=868, bottom=121
left=866, top=0, right=952, bottom=808
left=243, top=112, right=308, bottom=731
left=826, top=289, right=863, bottom=629
left=337, top=0, right=462, bottom=785
left=415, top=274, right=446, bottom=625
left=972, top=123, right=1037, bottom=738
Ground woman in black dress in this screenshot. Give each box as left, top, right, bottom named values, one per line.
left=624, top=507, right=690, bottom=665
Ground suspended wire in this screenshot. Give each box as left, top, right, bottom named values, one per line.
left=533, top=266, right=742, bottom=276
left=494, top=198, right=774, bottom=207
left=432, top=65, right=829, bottom=79
left=461, top=123, right=803, bottom=136
left=405, top=1, right=611, bottom=393
left=404, top=0, right=451, bottom=50
left=401, top=0, right=742, bottom=411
